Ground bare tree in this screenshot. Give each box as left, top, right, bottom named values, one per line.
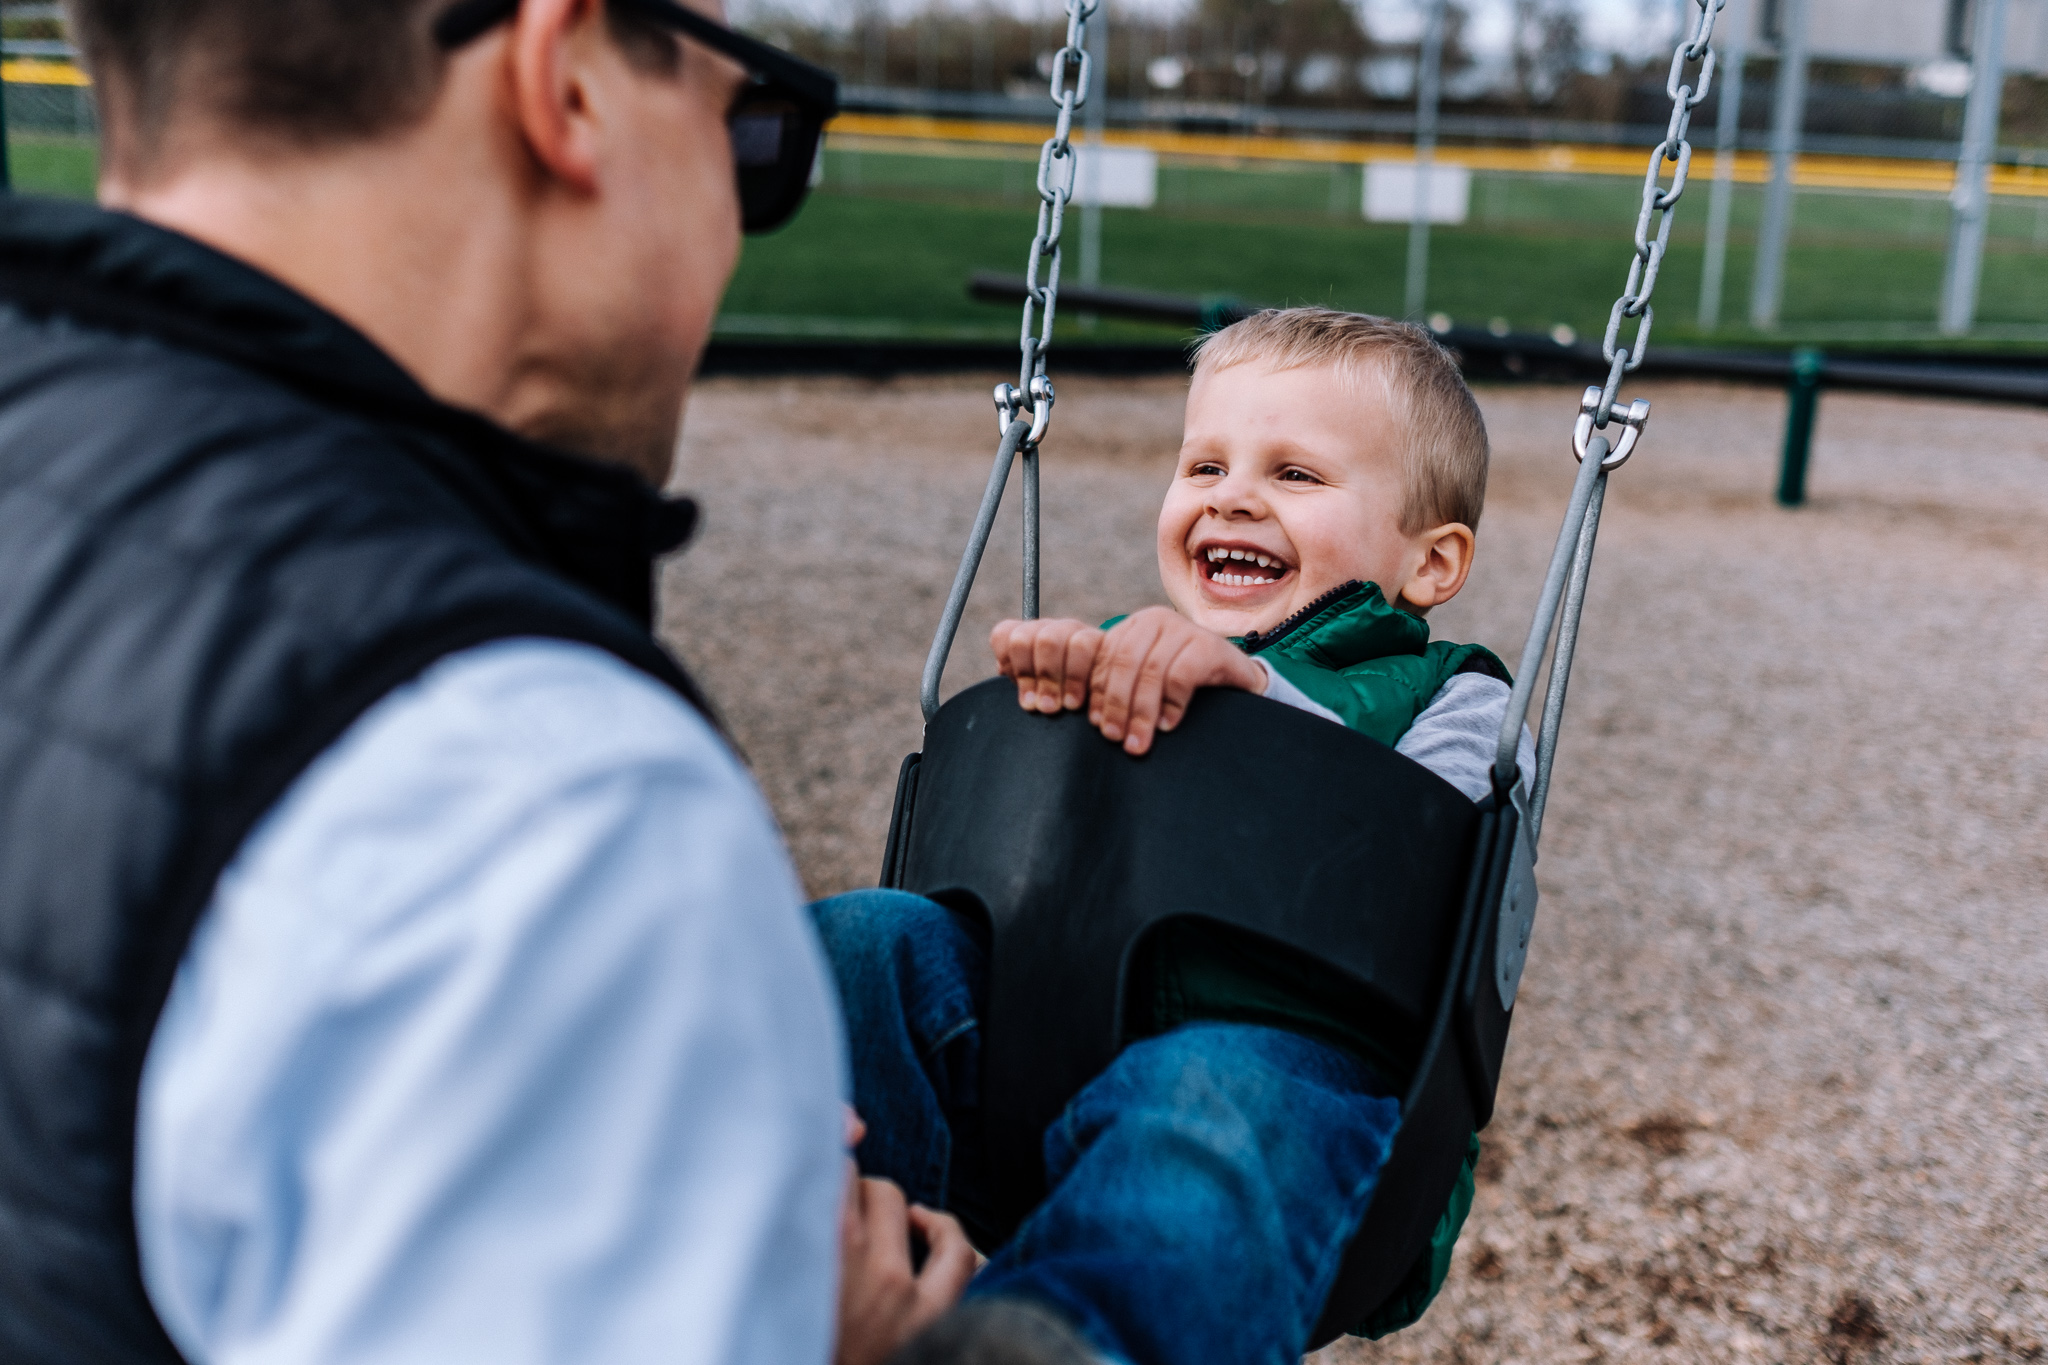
left=1510, top=0, right=1584, bottom=107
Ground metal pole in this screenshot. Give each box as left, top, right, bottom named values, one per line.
left=1496, top=435, right=1608, bottom=789
left=1404, top=0, right=1447, bottom=322
left=1698, top=0, right=1746, bottom=330
left=1, top=44, right=12, bottom=192
left=922, top=420, right=1032, bottom=722
left=1748, top=0, right=1808, bottom=330
left=1776, top=347, right=1823, bottom=506
left=1940, top=0, right=2010, bottom=337
left=1079, top=7, right=1107, bottom=301
left=1528, top=474, right=1606, bottom=838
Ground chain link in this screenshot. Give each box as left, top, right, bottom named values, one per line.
left=992, top=0, right=1099, bottom=443
left=1587, top=0, right=1724, bottom=442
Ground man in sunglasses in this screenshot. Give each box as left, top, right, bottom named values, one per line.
left=0, top=2, right=986, bottom=1363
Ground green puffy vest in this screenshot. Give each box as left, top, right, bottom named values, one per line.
left=1109, top=580, right=1506, bottom=1338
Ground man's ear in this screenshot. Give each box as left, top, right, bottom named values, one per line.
left=506, top=0, right=605, bottom=195
left=1396, top=523, right=1476, bottom=613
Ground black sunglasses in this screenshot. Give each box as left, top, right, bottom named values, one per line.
left=434, top=0, right=838, bottom=233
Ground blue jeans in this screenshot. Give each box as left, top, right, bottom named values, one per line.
left=811, top=889, right=1403, bottom=1365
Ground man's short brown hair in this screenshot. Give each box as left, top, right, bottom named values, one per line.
left=66, top=0, right=677, bottom=172
left=67, top=0, right=447, bottom=160
left=1192, top=307, right=1491, bottom=534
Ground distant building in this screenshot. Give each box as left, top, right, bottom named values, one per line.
left=1747, top=0, right=2048, bottom=77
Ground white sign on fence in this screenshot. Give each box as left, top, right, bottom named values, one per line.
left=1072, top=145, right=1160, bottom=209
left=1363, top=162, right=1472, bottom=225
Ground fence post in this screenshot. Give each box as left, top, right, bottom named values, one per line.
left=2, top=59, right=12, bottom=192
left=1776, top=347, right=1824, bottom=506
left=1403, top=0, right=1447, bottom=321
left=1749, top=0, right=1810, bottom=330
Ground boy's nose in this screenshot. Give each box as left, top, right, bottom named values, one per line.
left=1207, top=478, right=1267, bottom=519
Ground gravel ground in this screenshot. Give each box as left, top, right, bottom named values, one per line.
left=661, top=373, right=2048, bottom=1365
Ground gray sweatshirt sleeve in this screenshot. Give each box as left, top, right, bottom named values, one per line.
left=1252, top=655, right=1344, bottom=725
left=1253, top=658, right=1536, bottom=804
left=1393, top=673, right=1538, bottom=803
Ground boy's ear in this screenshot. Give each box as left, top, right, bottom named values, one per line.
left=1396, top=523, right=1476, bottom=613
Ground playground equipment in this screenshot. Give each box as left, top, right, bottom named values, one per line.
left=958, top=272, right=2048, bottom=509
left=876, top=0, right=1731, bottom=1342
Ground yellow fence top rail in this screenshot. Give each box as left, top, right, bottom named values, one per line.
left=9, top=72, right=2047, bottom=200
left=3, top=57, right=90, bottom=87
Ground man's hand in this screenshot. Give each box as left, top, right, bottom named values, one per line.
left=991, top=618, right=1104, bottom=716
left=1087, top=607, right=1266, bottom=755
left=834, top=1169, right=977, bottom=1365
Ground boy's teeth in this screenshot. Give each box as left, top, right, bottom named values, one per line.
left=1202, top=547, right=1287, bottom=584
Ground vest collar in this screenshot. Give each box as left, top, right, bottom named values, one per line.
left=1237, top=579, right=1429, bottom=667
left=0, top=195, right=697, bottom=626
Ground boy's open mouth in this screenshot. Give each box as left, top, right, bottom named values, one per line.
left=1201, top=544, right=1292, bottom=589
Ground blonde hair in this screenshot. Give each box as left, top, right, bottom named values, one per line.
left=1192, top=307, right=1490, bottom=534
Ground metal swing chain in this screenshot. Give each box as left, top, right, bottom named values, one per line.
left=1588, top=0, right=1724, bottom=442
left=920, top=0, right=1098, bottom=723
left=1497, top=0, right=1724, bottom=823
left=1000, top=0, right=1098, bottom=447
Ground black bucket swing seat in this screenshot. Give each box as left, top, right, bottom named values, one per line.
left=878, top=385, right=1651, bottom=1346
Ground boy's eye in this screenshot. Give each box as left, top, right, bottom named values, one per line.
left=1279, top=468, right=1321, bottom=483
left=1189, top=462, right=1226, bottom=478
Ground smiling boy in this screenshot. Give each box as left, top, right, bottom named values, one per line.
left=993, top=307, right=1513, bottom=784
left=809, top=309, right=1534, bottom=1365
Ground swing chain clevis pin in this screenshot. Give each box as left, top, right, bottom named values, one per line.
left=1572, top=386, right=1652, bottom=470
left=1026, top=374, right=1056, bottom=446
left=994, top=377, right=1057, bottom=445
left=993, top=383, right=1024, bottom=437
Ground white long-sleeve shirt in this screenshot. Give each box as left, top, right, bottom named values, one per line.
left=134, top=636, right=1528, bottom=1365
left=135, top=639, right=847, bottom=1365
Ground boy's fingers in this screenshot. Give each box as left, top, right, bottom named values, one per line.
left=1031, top=626, right=1072, bottom=713
left=1156, top=642, right=1212, bottom=733
left=1063, top=629, right=1100, bottom=710
left=1121, top=635, right=1189, bottom=755
left=1090, top=617, right=1159, bottom=740
left=1004, top=626, right=1046, bottom=707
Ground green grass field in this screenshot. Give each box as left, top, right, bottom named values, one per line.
left=14, top=129, right=2048, bottom=348
left=726, top=147, right=2048, bottom=347
left=5, top=133, right=97, bottom=200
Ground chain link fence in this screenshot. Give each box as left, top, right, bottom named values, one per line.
left=799, top=131, right=2048, bottom=342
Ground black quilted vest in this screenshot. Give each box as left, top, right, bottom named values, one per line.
left=0, top=197, right=711, bottom=1362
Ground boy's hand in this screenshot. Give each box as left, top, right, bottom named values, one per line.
left=991, top=617, right=1104, bottom=715
left=1088, top=607, right=1265, bottom=755
left=992, top=610, right=1266, bottom=755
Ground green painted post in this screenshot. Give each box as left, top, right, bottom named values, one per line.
left=1, top=58, right=12, bottom=192
left=1777, top=347, right=1824, bottom=507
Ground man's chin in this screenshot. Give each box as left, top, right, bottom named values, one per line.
left=511, top=390, right=683, bottom=488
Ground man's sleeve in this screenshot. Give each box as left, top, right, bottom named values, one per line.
left=135, top=639, right=848, bottom=1365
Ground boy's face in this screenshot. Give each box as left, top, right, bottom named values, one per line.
left=1157, top=359, right=1448, bottom=638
